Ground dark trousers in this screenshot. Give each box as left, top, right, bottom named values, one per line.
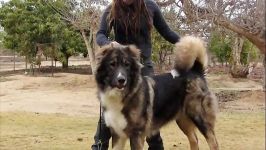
left=92, top=63, right=163, bottom=150
left=91, top=117, right=164, bottom=150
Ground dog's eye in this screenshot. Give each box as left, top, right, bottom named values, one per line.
left=124, top=61, right=130, bottom=67
left=110, top=62, right=116, bottom=67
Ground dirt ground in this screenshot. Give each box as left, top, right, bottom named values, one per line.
left=1, top=72, right=264, bottom=116
left=0, top=68, right=265, bottom=149
left=0, top=73, right=98, bottom=117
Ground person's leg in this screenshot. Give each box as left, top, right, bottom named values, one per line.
left=91, top=117, right=111, bottom=150
left=141, top=65, right=154, bottom=76
left=141, top=56, right=164, bottom=150
left=141, top=56, right=154, bottom=76
left=146, top=133, right=164, bottom=150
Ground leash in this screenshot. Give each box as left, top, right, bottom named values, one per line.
left=97, top=102, right=103, bottom=150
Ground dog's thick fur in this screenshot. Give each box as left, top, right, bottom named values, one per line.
left=95, top=36, right=219, bottom=150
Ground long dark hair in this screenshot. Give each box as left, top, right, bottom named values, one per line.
left=108, top=0, right=152, bottom=35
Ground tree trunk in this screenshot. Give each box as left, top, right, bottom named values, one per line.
left=30, top=62, right=34, bottom=76
left=230, top=36, right=249, bottom=78
left=32, top=63, right=35, bottom=75
left=36, top=55, right=41, bottom=73
left=263, top=55, right=265, bottom=91
left=62, top=57, right=69, bottom=69
left=232, top=36, right=244, bottom=66
left=30, top=63, right=32, bottom=75
left=13, top=51, right=15, bottom=71
left=51, top=59, right=54, bottom=77
left=81, top=29, right=96, bottom=75
left=25, top=56, right=28, bottom=73
left=93, top=31, right=98, bottom=58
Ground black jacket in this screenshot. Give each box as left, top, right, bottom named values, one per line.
left=96, top=0, right=180, bottom=58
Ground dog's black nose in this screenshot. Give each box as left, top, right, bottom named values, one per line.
left=118, top=77, right=126, bottom=84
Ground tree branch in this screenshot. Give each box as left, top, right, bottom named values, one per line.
left=180, top=0, right=265, bottom=53
left=156, top=0, right=176, bottom=7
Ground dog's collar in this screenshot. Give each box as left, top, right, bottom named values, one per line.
left=170, top=69, right=180, bottom=79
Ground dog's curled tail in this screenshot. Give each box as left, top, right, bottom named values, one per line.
left=174, top=36, right=207, bottom=74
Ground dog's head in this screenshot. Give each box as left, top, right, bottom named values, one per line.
left=95, top=44, right=141, bottom=91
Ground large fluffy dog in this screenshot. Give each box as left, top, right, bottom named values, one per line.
left=95, top=36, right=219, bottom=150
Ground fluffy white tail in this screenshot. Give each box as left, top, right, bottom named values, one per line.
left=174, top=36, right=208, bottom=72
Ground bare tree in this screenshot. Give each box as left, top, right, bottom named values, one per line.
left=44, top=0, right=108, bottom=74
left=155, top=0, right=264, bottom=79
left=156, top=0, right=265, bottom=53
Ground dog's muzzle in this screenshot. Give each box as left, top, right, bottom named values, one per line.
left=116, top=73, right=127, bottom=89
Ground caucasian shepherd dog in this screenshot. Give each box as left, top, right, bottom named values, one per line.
left=95, top=36, right=219, bottom=150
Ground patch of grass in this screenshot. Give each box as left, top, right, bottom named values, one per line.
left=161, top=112, right=265, bottom=150
left=0, top=111, right=264, bottom=150
left=0, top=112, right=97, bottom=150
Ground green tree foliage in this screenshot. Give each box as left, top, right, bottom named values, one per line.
left=241, top=39, right=259, bottom=65
left=151, top=29, right=174, bottom=70
left=208, top=31, right=232, bottom=65
left=57, top=26, right=86, bottom=68
left=209, top=31, right=259, bottom=66
left=0, top=0, right=86, bottom=69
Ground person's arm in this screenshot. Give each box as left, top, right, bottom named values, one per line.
left=151, top=1, right=180, bottom=44
left=96, top=6, right=112, bottom=46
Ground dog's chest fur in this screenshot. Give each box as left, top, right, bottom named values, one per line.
left=100, top=88, right=127, bottom=137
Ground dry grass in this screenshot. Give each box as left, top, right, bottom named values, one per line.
left=0, top=111, right=264, bottom=150
left=161, top=112, right=265, bottom=150
left=0, top=112, right=97, bottom=150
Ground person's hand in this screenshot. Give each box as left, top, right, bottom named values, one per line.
left=110, top=41, right=121, bottom=47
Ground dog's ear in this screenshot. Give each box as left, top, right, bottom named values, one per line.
left=95, top=44, right=112, bottom=65
left=126, top=45, right=140, bottom=60
left=125, top=45, right=143, bottom=68
left=96, top=42, right=119, bottom=59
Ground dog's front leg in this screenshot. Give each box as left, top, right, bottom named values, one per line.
left=129, top=132, right=145, bottom=150
left=112, top=132, right=127, bottom=150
